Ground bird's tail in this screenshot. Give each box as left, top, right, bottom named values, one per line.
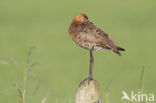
left=117, top=47, right=125, bottom=51
left=113, top=46, right=125, bottom=56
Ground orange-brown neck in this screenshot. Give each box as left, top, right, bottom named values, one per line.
left=71, top=17, right=82, bottom=24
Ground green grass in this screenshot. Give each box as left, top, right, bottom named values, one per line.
left=0, top=0, right=156, bottom=103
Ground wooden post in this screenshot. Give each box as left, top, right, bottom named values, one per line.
left=75, top=78, right=102, bottom=103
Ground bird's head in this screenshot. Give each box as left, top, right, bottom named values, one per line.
left=71, top=13, right=88, bottom=24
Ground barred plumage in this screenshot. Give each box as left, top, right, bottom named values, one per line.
left=69, top=13, right=125, bottom=55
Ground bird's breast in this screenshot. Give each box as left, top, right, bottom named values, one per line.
left=73, top=38, right=103, bottom=51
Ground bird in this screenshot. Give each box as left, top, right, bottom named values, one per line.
left=68, top=13, right=125, bottom=55
left=68, top=13, right=125, bottom=80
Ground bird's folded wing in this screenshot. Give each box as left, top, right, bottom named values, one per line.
left=76, top=23, right=117, bottom=50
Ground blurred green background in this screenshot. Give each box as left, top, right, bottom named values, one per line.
left=0, top=0, right=156, bottom=103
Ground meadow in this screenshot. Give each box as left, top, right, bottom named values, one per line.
left=0, top=0, right=156, bottom=103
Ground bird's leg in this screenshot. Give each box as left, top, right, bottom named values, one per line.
left=89, top=50, right=94, bottom=80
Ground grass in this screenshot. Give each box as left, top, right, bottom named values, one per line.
left=13, top=55, right=147, bottom=103
left=138, top=66, right=145, bottom=93
left=104, top=80, right=112, bottom=103
left=0, top=0, right=156, bottom=103
left=12, top=47, right=49, bottom=103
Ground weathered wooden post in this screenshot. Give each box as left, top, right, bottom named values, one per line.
left=75, top=78, right=102, bottom=103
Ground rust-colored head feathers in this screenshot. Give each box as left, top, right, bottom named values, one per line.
left=71, top=13, right=88, bottom=24
left=69, top=13, right=125, bottom=56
